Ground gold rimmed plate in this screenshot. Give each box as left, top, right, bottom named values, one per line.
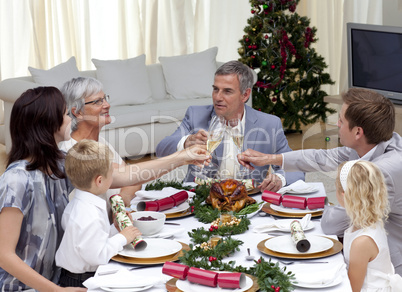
left=111, top=242, right=190, bottom=265
left=166, top=273, right=259, bottom=292
left=262, top=203, right=323, bottom=218
left=165, top=208, right=193, bottom=219
left=247, top=187, right=261, bottom=196
left=257, top=236, right=342, bottom=260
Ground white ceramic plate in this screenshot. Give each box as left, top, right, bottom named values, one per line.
left=161, top=202, right=190, bottom=214
left=100, top=285, right=153, bottom=292
left=118, top=238, right=182, bottom=259
left=265, top=235, right=334, bottom=255
left=246, top=203, right=264, bottom=219
left=292, top=274, right=343, bottom=289
left=270, top=204, right=324, bottom=214
left=176, top=275, right=253, bottom=292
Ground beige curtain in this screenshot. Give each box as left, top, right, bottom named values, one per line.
left=298, top=0, right=383, bottom=95
left=0, top=0, right=384, bottom=84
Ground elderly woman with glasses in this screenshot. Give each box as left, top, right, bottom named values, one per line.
left=59, top=77, right=141, bottom=211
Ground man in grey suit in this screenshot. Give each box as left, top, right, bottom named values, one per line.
left=156, top=60, right=304, bottom=192
left=238, top=87, right=402, bottom=275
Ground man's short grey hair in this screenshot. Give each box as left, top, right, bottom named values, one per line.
left=215, top=61, right=254, bottom=94
left=60, top=77, right=103, bottom=132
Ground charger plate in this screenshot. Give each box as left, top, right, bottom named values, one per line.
left=257, top=236, right=342, bottom=260
left=248, top=188, right=261, bottom=196
left=165, top=208, right=193, bottom=219
left=166, top=274, right=259, bottom=292
left=262, top=203, right=323, bottom=218
left=111, top=242, right=190, bottom=265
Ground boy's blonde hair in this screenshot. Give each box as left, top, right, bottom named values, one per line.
left=336, top=160, right=389, bottom=229
left=65, top=139, right=113, bottom=190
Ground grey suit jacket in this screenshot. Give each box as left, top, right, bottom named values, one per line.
left=283, top=133, right=402, bottom=275
left=156, top=104, right=305, bottom=184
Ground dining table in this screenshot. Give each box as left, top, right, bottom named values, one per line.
left=89, top=182, right=352, bottom=292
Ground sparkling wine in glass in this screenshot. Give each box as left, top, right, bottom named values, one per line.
left=193, top=115, right=226, bottom=179
left=228, top=118, right=249, bottom=180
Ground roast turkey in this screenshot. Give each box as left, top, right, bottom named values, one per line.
left=206, top=179, right=256, bottom=212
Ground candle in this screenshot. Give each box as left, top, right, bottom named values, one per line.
left=220, top=213, right=232, bottom=224
left=210, top=236, right=221, bottom=248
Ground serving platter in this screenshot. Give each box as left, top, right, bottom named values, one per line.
left=111, top=242, right=190, bottom=265
left=257, top=236, right=342, bottom=260
left=166, top=274, right=259, bottom=292
left=261, top=203, right=323, bottom=218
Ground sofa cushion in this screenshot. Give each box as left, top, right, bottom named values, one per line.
left=159, top=47, right=218, bottom=100
left=157, top=98, right=212, bottom=123
left=92, top=55, right=153, bottom=107
left=104, top=104, right=160, bottom=130
left=28, top=56, right=80, bottom=89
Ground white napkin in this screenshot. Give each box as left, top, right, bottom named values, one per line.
left=136, top=187, right=195, bottom=200
left=278, top=180, right=318, bottom=195
left=83, top=269, right=160, bottom=289
left=292, top=261, right=346, bottom=286
left=253, top=214, right=311, bottom=233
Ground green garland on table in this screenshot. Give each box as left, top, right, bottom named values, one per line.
left=146, top=180, right=295, bottom=291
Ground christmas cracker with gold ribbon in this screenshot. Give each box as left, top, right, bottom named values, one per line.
left=110, top=194, right=147, bottom=250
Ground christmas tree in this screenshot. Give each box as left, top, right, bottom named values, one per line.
left=238, top=0, right=335, bottom=131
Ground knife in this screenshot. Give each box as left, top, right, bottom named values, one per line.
left=164, top=222, right=180, bottom=225
left=98, top=266, right=150, bottom=276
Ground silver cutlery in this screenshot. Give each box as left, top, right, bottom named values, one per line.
left=164, top=222, right=180, bottom=225
left=245, top=248, right=255, bottom=261
left=98, top=266, right=150, bottom=276
left=278, top=260, right=328, bottom=265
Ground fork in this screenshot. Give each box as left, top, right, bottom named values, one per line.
left=278, top=260, right=328, bottom=265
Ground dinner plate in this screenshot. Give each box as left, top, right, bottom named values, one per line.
left=161, top=202, right=190, bottom=214
left=262, top=203, right=323, bottom=218
left=292, top=274, right=343, bottom=289
left=247, top=188, right=261, bottom=195
left=257, top=237, right=343, bottom=260
left=100, top=285, right=153, bottom=292
left=175, top=275, right=253, bottom=292
left=112, top=242, right=190, bottom=265
left=166, top=274, right=259, bottom=292
left=265, top=235, right=334, bottom=255
left=270, top=203, right=324, bottom=214
left=118, top=238, right=182, bottom=259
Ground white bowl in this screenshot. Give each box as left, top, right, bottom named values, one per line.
left=131, top=211, right=166, bottom=235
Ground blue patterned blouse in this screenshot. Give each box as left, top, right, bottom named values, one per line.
left=0, top=160, right=72, bottom=291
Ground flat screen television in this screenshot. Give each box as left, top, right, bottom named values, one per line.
left=347, top=22, right=402, bottom=104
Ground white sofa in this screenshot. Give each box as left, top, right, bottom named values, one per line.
left=0, top=48, right=229, bottom=158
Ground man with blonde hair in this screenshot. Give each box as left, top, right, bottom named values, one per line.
left=56, top=139, right=141, bottom=287
left=238, top=88, right=402, bottom=275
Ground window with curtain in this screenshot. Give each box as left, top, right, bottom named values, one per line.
left=0, top=0, right=384, bottom=94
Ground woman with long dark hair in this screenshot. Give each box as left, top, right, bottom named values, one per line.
left=0, top=86, right=208, bottom=291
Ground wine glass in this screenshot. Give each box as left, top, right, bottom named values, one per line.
left=228, top=118, right=250, bottom=180
left=193, top=115, right=226, bottom=179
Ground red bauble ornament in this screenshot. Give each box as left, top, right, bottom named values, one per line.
left=271, top=65, right=276, bottom=69
left=272, top=97, right=277, bottom=102
left=264, top=35, right=268, bottom=39
left=246, top=38, right=249, bottom=42
left=251, top=9, right=255, bottom=14
left=251, top=56, right=255, bottom=59
left=275, top=287, right=281, bottom=292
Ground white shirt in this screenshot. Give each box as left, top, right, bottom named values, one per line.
left=55, top=189, right=126, bottom=273
left=177, top=111, right=286, bottom=184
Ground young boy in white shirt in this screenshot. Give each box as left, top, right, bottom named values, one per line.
left=56, top=139, right=141, bottom=287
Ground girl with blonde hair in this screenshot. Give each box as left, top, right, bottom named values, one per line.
left=337, top=160, right=402, bottom=291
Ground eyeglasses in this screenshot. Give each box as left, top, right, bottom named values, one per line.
left=84, top=95, right=110, bottom=106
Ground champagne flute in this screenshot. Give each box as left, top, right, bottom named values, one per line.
left=193, top=115, right=226, bottom=179
left=228, top=118, right=249, bottom=180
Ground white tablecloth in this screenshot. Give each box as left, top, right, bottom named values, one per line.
left=91, top=183, right=352, bottom=292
